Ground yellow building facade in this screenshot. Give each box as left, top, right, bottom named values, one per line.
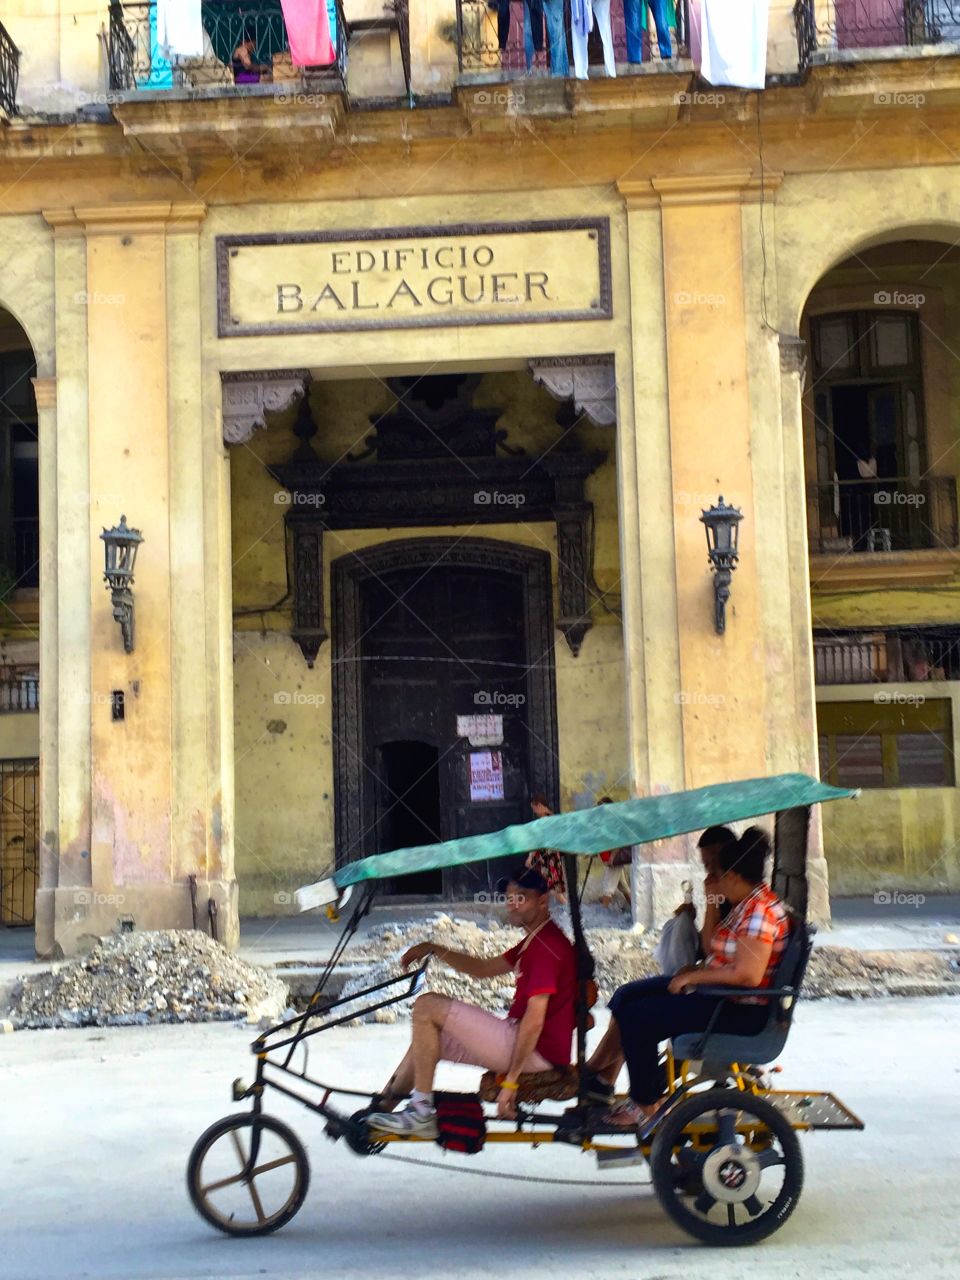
left=1, top=1, right=958, bottom=955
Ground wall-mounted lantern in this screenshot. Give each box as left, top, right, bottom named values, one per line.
left=100, top=515, right=143, bottom=654
left=699, top=496, right=743, bottom=635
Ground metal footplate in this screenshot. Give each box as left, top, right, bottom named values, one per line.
left=764, top=1090, right=865, bottom=1130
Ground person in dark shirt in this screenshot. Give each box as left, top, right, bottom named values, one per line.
left=366, top=866, right=577, bottom=1138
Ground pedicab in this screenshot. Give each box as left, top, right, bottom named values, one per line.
left=187, top=772, right=864, bottom=1247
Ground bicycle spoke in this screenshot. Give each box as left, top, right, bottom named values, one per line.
left=249, top=1154, right=298, bottom=1178
left=247, top=1176, right=267, bottom=1225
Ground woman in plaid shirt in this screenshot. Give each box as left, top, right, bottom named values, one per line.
left=583, top=827, right=791, bottom=1123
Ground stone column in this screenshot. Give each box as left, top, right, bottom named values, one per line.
left=617, top=182, right=688, bottom=929
left=31, top=375, right=62, bottom=957
left=778, top=335, right=830, bottom=924
left=35, top=212, right=93, bottom=957
left=37, top=202, right=237, bottom=956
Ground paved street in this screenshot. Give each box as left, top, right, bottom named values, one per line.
left=2, top=996, right=958, bottom=1280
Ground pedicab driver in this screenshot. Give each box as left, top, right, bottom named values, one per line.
left=366, top=866, right=577, bottom=1138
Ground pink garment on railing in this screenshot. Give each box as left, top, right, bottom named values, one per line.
left=687, top=0, right=702, bottom=69
left=280, top=0, right=335, bottom=66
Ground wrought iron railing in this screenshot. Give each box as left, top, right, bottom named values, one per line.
left=390, top=0, right=411, bottom=95
left=814, top=627, right=960, bottom=683
left=807, top=474, right=959, bottom=554
left=457, top=0, right=689, bottom=76
left=0, top=19, right=19, bottom=116
left=0, top=667, right=39, bottom=713
left=794, top=0, right=960, bottom=70
left=108, top=0, right=350, bottom=92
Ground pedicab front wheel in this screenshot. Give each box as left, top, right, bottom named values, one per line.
left=649, top=1087, right=804, bottom=1247
left=187, top=1113, right=310, bottom=1237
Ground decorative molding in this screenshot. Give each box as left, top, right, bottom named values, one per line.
left=651, top=172, right=783, bottom=207
left=289, top=518, right=328, bottom=666
left=810, top=549, right=960, bottom=592
left=44, top=203, right=207, bottom=237
left=220, top=369, right=310, bottom=445
left=616, top=180, right=659, bottom=211
left=529, top=356, right=617, bottom=427
left=30, top=377, right=57, bottom=410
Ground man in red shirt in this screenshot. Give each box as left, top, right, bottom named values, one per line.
left=366, top=866, right=577, bottom=1138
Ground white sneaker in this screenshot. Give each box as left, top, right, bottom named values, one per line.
left=366, top=1105, right=438, bottom=1139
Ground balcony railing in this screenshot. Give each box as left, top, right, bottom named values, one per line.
left=807, top=475, right=959, bottom=554
left=815, top=627, right=960, bottom=683
left=108, top=0, right=350, bottom=93
left=457, top=0, right=689, bottom=76
left=0, top=19, right=19, bottom=116
left=0, top=667, right=39, bottom=713
left=795, top=0, right=960, bottom=71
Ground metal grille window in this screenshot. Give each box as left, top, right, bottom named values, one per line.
left=0, top=757, right=38, bottom=926
left=818, top=699, right=955, bottom=788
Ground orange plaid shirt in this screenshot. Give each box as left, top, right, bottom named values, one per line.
left=705, top=883, right=790, bottom=1003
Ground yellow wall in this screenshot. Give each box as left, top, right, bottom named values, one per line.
left=0, top=713, right=38, bottom=757
left=230, top=372, right=628, bottom=913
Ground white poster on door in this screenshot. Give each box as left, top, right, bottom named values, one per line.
left=469, top=750, right=504, bottom=802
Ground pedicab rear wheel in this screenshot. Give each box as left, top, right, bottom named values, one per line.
left=187, top=1113, right=310, bottom=1237
left=649, top=1087, right=803, bottom=1246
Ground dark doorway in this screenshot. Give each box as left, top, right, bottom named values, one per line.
left=375, top=740, right=442, bottom=895
left=332, top=539, right=559, bottom=900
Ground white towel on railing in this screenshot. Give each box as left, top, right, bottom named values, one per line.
left=701, top=0, right=769, bottom=90
left=157, top=0, right=204, bottom=60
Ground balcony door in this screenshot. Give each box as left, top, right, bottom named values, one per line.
left=810, top=310, right=927, bottom=550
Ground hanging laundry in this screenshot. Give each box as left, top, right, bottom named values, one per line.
left=571, top=0, right=616, bottom=80
left=280, top=0, right=335, bottom=67
left=157, top=0, right=204, bottom=60
left=623, top=0, right=673, bottom=63
left=687, top=0, right=703, bottom=70
left=493, top=0, right=544, bottom=70
left=700, top=0, right=768, bottom=90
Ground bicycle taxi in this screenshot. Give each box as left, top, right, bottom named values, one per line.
left=187, top=771, right=864, bottom=1247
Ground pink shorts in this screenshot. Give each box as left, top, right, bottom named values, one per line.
left=438, top=999, right=552, bottom=1073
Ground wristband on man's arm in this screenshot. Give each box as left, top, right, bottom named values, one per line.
left=500, top=1079, right=520, bottom=1090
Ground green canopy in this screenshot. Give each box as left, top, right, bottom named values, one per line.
left=333, top=773, right=856, bottom=888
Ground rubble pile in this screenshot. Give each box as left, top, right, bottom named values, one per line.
left=5, top=930, right=288, bottom=1030
left=335, top=913, right=960, bottom=1022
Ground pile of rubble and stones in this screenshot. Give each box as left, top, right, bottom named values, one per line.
left=334, top=911, right=960, bottom=1022
left=4, top=929, right=288, bottom=1030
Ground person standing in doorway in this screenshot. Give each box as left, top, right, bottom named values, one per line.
left=525, top=793, right=567, bottom=903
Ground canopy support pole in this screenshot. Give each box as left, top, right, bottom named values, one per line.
left=563, top=853, right=593, bottom=1102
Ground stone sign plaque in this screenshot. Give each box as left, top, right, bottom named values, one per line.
left=217, top=220, right=612, bottom=336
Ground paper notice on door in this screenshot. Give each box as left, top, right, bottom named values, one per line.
left=456, top=714, right=504, bottom=747
left=469, top=750, right=504, bottom=802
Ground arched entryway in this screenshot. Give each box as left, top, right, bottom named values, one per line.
left=0, top=307, right=40, bottom=932
left=331, top=537, right=559, bottom=898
